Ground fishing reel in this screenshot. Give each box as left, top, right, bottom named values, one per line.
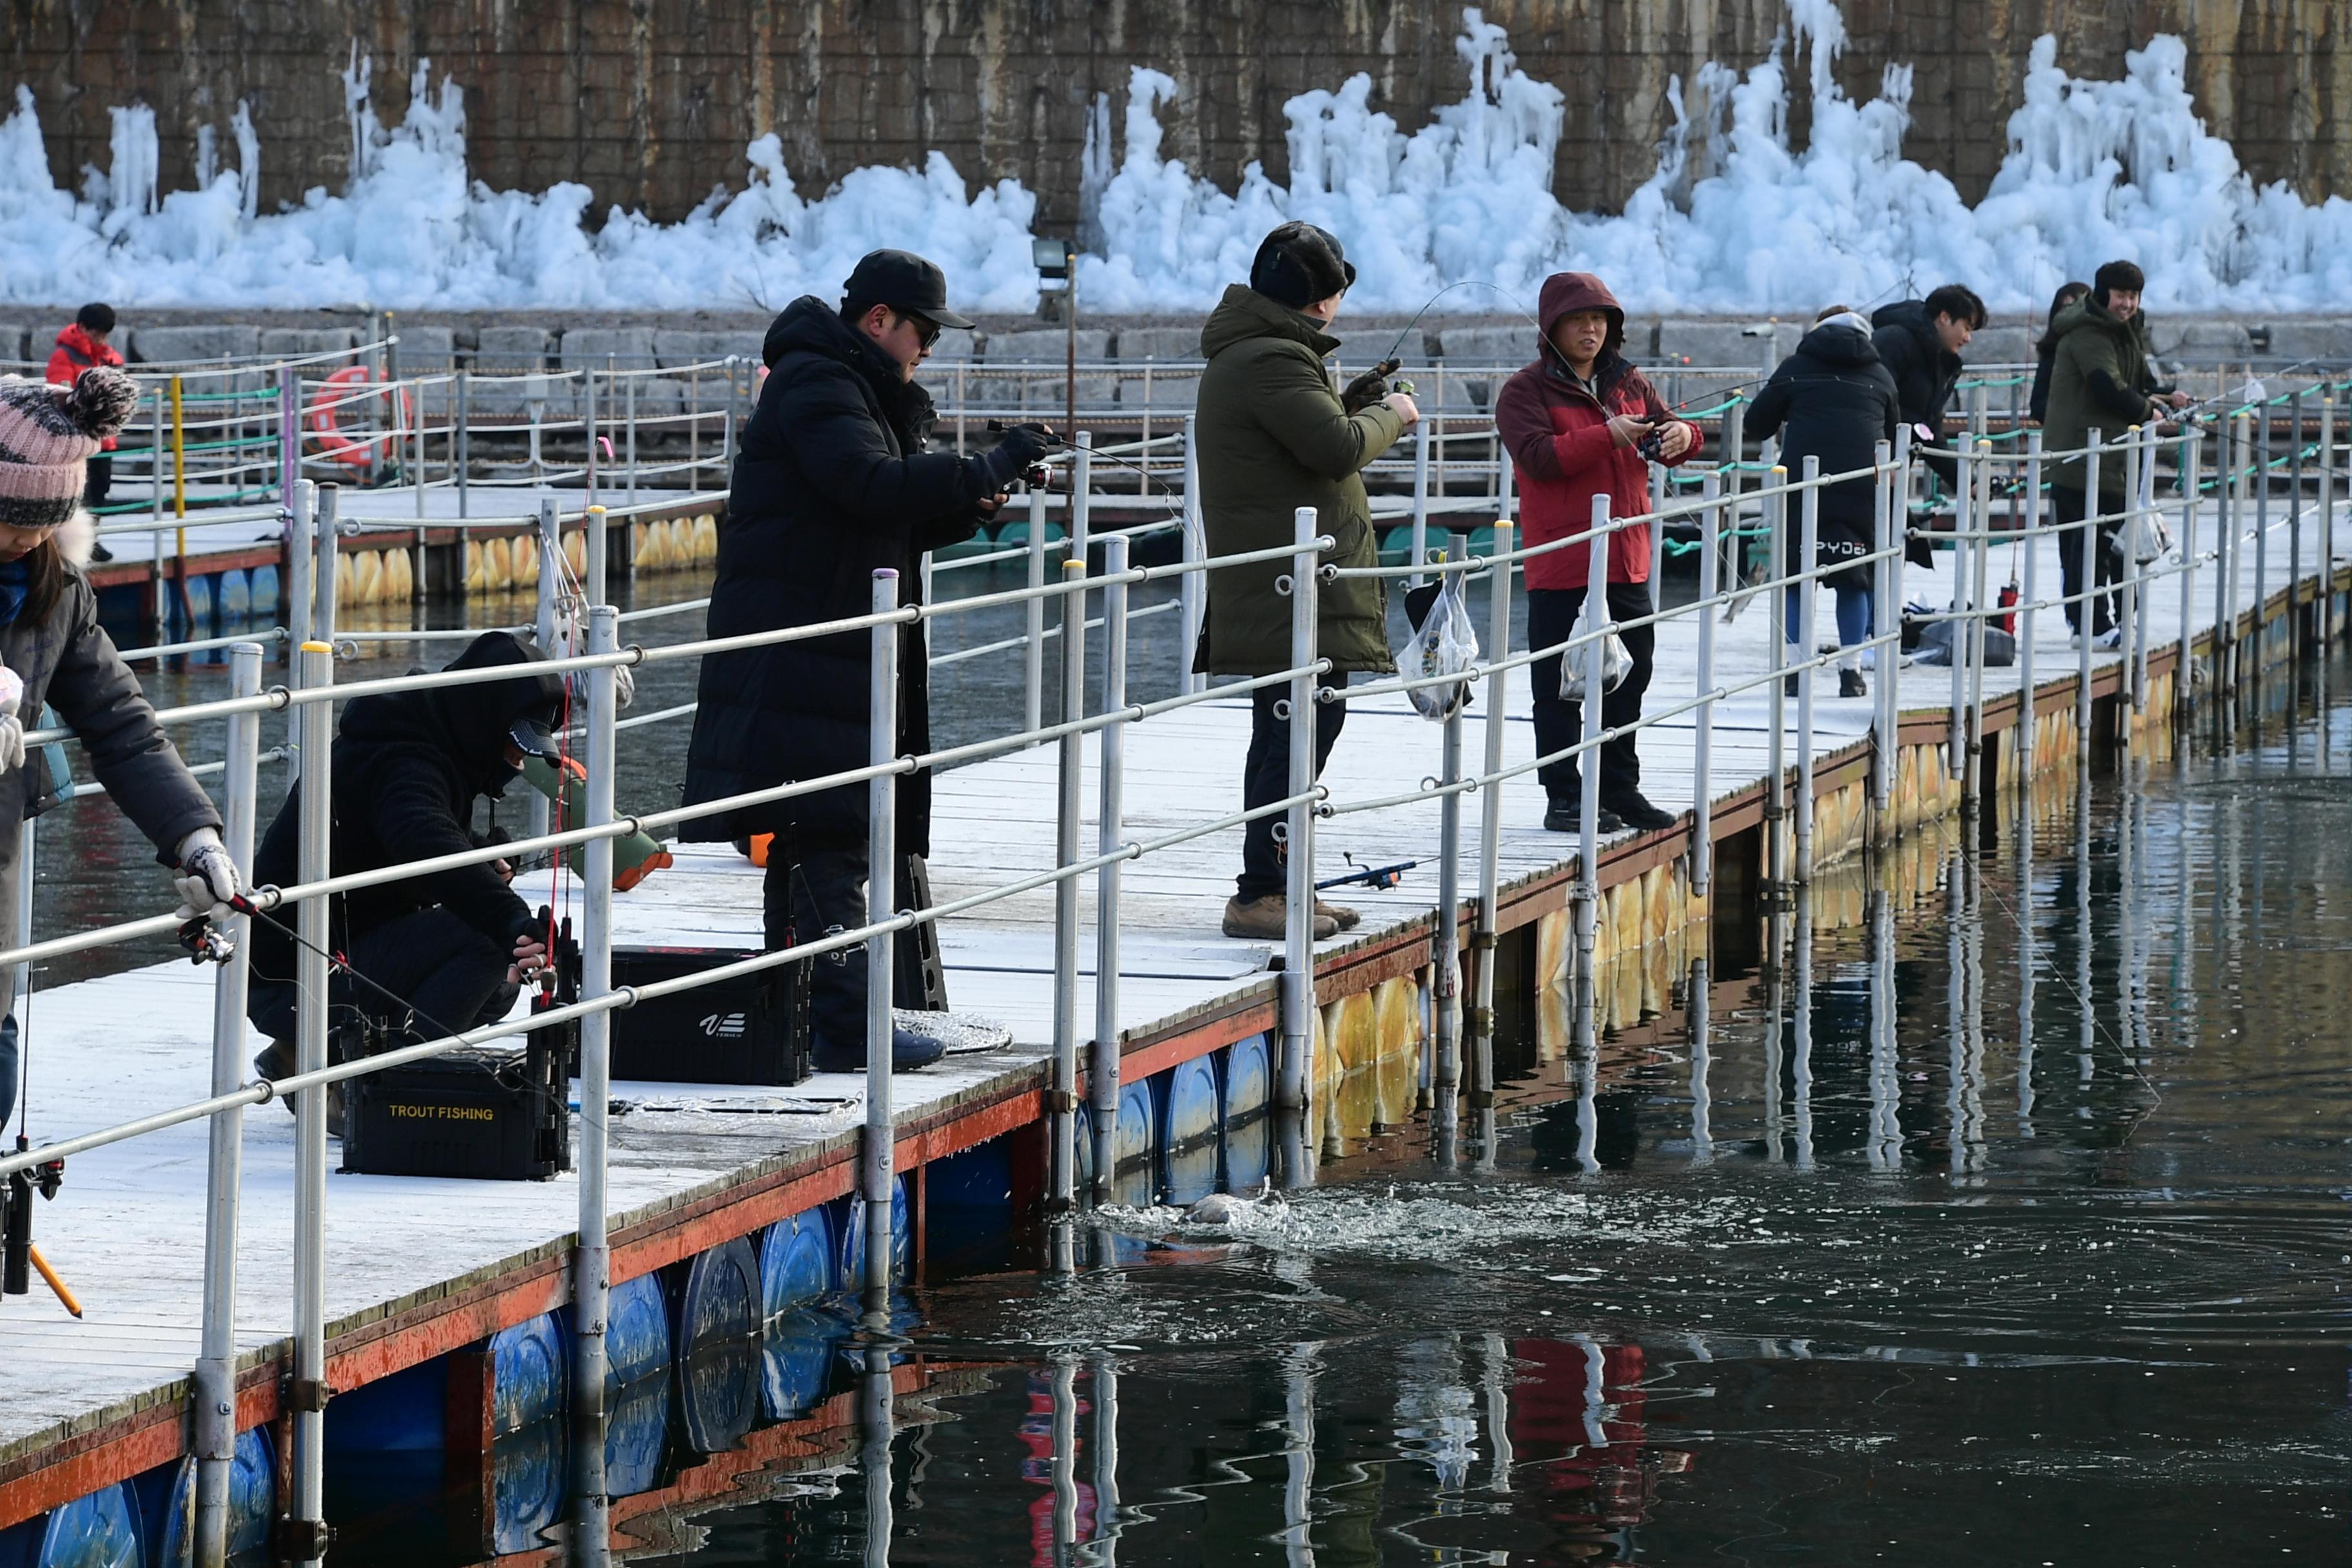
left=985, top=420, right=1062, bottom=491
left=1341, top=359, right=1414, bottom=415
left=1, top=1133, right=64, bottom=1303
left=177, top=915, right=235, bottom=966
left=1315, top=852, right=1418, bottom=893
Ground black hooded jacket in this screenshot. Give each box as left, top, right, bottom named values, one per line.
left=1870, top=300, right=1963, bottom=483
left=681, top=296, right=1002, bottom=852
left=248, top=632, right=560, bottom=991
left=1746, top=313, right=1900, bottom=555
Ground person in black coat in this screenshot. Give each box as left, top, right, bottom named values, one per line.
left=2027, top=280, right=2090, bottom=426
left=1870, top=284, right=1986, bottom=493
left=680, top=250, right=1048, bottom=1072
left=1748, top=308, right=1900, bottom=698
left=247, top=632, right=563, bottom=1072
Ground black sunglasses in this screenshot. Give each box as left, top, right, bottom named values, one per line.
left=895, top=309, right=943, bottom=351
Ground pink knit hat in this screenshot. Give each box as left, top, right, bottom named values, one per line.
left=0, top=368, right=139, bottom=530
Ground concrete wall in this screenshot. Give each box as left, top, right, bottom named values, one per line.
left=6, top=1, right=2344, bottom=233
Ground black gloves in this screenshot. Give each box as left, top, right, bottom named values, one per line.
left=975, top=423, right=1054, bottom=491
left=1341, top=359, right=1401, bottom=414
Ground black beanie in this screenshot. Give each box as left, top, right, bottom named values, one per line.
left=2093, top=259, right=2146, bottom=299
left=1250, top=222, right=1357, bottom=310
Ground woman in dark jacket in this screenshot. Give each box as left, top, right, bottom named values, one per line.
left=1746, top=307, right=1899, bottom=697
left=0, top=367, right=235, bottom=1122
left=2028, top=280, right=2091, bottom=426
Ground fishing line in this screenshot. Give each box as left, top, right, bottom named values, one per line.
left=1378, top=280, right=1544, bottom=365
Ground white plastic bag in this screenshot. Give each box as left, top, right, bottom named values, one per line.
left=1403, top=571, right=1480, bottom=721
left=1560, top=628, right=1633, bottom=702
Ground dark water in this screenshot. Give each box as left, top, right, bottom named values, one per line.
left=627, top=674, right=2352, bottom=1565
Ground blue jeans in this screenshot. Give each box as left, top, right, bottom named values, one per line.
left=1786, top=582, right=1873, bottom=657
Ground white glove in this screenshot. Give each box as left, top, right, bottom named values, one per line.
left=0, top=665, right=22, bottom=776
left=172, top=826, right=243, bottom=921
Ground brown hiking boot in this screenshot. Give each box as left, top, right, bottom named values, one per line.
left=1314, top=899, right=1361, bottom=932
left=1222, top=894, right=1338, bottom=941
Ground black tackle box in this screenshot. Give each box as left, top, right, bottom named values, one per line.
left=610, top=946, right=812, bottom=1086
left=341, top=1020, right=571, bottom=1181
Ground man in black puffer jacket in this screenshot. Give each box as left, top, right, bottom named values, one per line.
left=1870, top=284, right=1986, bottom=495
left=247, top=632, right=562, bottom=1071
left=681, top=250, right=1048, bottom=1073
left=1749, top=306, right=1900, bottom=698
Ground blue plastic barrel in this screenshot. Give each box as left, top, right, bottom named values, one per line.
left=758, top=1206, right=835, bottom=1318
left=604, top=1272, right=672, bottom=1393
left=761, top=1304, right=854, bottom=1421
left=2, top=1481, right=140, bottom=1568
left=490, top=1417, right=565, bottom=1556
left=1159, top=1057, right=1220, bottom=1152
left=1072, top=1101, right=1095, bottom=1193
left=836, top=1177, right=912, bottom=1288
left=925, top=1138, right=1015, bottom=1273
left=322, top=1357, right=446, bottom=1453
left=1114, top=1079, right=1155, bottom=1171
left=133, top=1426, right=275, bottom=1566
left=671, top=1236, right=761, bottom=1355
left=179, top=574, right=213, bottom=629
left=677, top=1337, right=760, bottom=1457
left=248, top=564, right=279, bottom=612
left=604, top=1370, right=671, bottom=1497
left=1222, top=1034, right=1273, bottom=1122
left=1224, top=1112, right=1273, bottom=1193
left=491, top=1313, right=567, bottom=1435
left=216, top=568, right=252, bottom=618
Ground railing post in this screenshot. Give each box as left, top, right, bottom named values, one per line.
left=2177, top=429, right=2200, bottom=708
left=1072, top=431, right=1094, bottom=565
left=2290, top=386, right=2306, bottom=649
left=1948, top=440, right=1971, bottom=794
left=2078, top=433, right=2101, bottom=760
left=2019, top=434, right=2042, bottom=794
left=1966, top=439, right=1992, bottom=807
left=2322, top=397, right=2337, bottom=651
left=723, top=357, right=743, bottom=473
left=1410, top=426, right=1431, bottom=587
left=1471, top=520, right=1514, bottom=1099
left=1432, top=534, right=1467, bottom=1104
left=312, top=484, right=340, bottom=649
left=625, top=374, right=639, bottom=507
left=1694, top=473, right=1720, bottom=885
left=277, top=364, right=299, bottom=505
left=1794, top=457, right=1818, bottom=883
left=863, top=571, right=899, bottom=1315
left=285, top=480, right=315, bottom=656
left=585, top=504, right=608, bottom=609
left=571, top=605, right=619, bottom=1539
left=1024, top=487, right=1048, bottom=736
left=456, top=369, right=471, bottom=520
left=1721, top=399, right=1747, bottom=596
left=1049, top=558, right=1087, bottom=1224
left=2255, top=393, right=2272, bottom=665
left=2224, top=411, right=2247, bottom=695
left=1870, top=442, right=1897, bottom=828
left=1575, top=494, right=1611, bottom=972
left=1275, top=505, right=1321, bottom=1150
left=2132, top=429, right=2155, bottom=714
left=531, top=498, right=562, bottom=848
left=1765, top=467, right=1787, bottom=896
left=1179, top=415, right=1205, bottom=698
left=192, top=642, right=264, bottom=1568
left=288, top=641, right=335, bottom=1566
left=1089, top=535, right=1130, bottom=1204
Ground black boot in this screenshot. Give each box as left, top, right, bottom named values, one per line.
left=789, top=843, right=945, bottom=1074
left=1544, top=797, right=1623, bottom=835
left=1599, top=790, right=1676, bottom=833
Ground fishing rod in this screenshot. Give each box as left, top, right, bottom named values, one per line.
left=1316, top=852, right=1418, bottom=892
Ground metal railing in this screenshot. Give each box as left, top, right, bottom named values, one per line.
left=2, top=369, right=2348, bottom=1562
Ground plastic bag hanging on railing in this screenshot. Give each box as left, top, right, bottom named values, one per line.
left=1399, top=557, right=1479, bottom=721
left=1560, top=627, right=1633, bottom=701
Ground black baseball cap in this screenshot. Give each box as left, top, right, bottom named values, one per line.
left=841, top=250, right=975, bottom=331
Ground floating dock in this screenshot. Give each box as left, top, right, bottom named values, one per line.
left=1, top=498, right=2346, bottom=1560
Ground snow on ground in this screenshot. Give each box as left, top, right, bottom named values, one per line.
left=1, top=0, right=2346, bottom=317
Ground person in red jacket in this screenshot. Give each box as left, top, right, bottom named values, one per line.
left=46, top=304, right=124, bottom=562
left=1494, top=273, right=1701, bottom=835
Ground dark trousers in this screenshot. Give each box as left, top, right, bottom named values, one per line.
left=2053, top=485, right=2121, bottom=636
left=1238, top=673, right=1348, bottom=901
left=0, top=1012, right=14, bottom=1127
left=83, top=454, right=112, bottom=510
left=763, top=839, right=928, bottom=1050
left=249, top=907, right=520, bottom=1046
left=1529, top=580, right=1656, bottom=807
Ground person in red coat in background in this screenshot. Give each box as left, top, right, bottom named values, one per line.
left=1494, top=273, right=1702, bottom=836
left=46, top=303, right=124, bottom=561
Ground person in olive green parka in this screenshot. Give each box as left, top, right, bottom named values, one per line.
left=2042, top=259, right=2191, bottom=640
left=1193, top=222, right=1420, bottom=941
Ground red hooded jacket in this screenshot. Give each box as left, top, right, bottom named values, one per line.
left=48, top=323, right=126, bottom=453
left=1493, top=273, right=1700, bottom=593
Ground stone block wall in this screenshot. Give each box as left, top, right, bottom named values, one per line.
left=5, top=1, right=2342, bottom=235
